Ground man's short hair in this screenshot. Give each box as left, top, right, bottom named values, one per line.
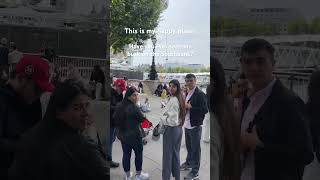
left=185, top=74, right=196, bottom=79
left=241, top=38, right=275, bottom=58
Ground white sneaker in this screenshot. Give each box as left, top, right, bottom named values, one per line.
left=135, top=172, right=149, bottom=180
left=124, top=172, right=133, bottom=180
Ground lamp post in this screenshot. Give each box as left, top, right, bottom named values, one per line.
left=149, top=35, right=158, bottom=80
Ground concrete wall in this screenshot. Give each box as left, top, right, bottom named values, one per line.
left=111, top=69, right=143, bottom=80
left=0, top=25, right=107, bottom=58
left=142, top=80, right=160, bottom=95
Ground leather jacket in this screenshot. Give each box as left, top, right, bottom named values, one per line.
left=0, top=84, right=42, bottom=179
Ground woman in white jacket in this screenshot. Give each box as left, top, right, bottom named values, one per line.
left=160, top=79, right=186, bottom=180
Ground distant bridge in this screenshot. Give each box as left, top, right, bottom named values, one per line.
left=211, top=35, right=320, bottom=71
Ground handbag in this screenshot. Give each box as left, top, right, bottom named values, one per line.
left=153, top=122, right=167, bottom=136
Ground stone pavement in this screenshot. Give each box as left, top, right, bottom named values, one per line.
left=110, top=94, right=210, bottom=180
left=303, top=158, right=320, bottom=180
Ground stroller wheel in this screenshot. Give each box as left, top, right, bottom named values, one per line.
left=143, top=139, right=148, bottom=145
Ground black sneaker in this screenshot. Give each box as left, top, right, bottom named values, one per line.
left=109, top=161, right=120, bottom=168
left=180, top=162, right=192, bottom=171
left=184, top=172, right=199, bottom=180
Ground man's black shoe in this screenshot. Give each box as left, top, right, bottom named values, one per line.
left=109, top=161, right=120, bottom=168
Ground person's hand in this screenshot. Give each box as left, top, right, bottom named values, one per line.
left=240, top=126, right=263, bottom=152
left=185, top=101, right=192, bottom=109
left=232, top=78, right=251, bottom=98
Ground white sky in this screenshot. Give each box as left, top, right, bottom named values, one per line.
left=132, top=0, right=210, bottom=66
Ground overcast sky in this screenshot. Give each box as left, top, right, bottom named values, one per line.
left=132, top=0, right=210, bottom=66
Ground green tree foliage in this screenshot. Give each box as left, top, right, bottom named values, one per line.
left=310, top=17, right=320, bottom=34
left=211, top=17, right=277, bottom=37
left=111, top=0, right=163, bottom=53
left=288, top=20, right=310, bottom=34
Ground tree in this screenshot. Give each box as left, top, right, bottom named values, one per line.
left=310, top=17, right=320, bottom=34
left=111, top=0, right=164, bottom=53
left=211, top=17, right=280, bottom=37
left=288, top=20, right=309, bottom=34
left=200, top=67, right=210, bottom=72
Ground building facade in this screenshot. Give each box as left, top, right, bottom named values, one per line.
left=248, top=8, right=304, bottom=34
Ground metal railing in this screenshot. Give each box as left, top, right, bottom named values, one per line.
left=52, top=55, right=108, bottom=80
left=20, top=53, right=109, bottom=80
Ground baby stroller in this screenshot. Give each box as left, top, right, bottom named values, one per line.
left=141, top=118, right=153, bottom=145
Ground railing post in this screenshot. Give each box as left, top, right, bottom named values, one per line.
left=289, top=74, right=295, bottom=91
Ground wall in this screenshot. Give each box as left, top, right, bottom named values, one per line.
left=111, top=69, right=144, bottom=80
left=0, top=25, right=107, bottom=58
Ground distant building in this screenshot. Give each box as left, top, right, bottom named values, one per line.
left=163, top=62, right=205, bottom=70
left=186, top=64, right=205, bottom=69
left=164, top=62, right=187, bottom=68
left=0, top=1, right=106, bottom=32
left=211, top=0, right=248, bottom=19
left=248, top=8, right=304, bottom=34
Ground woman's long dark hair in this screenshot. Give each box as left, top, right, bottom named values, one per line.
left=169, top=79, right=186, bottom=126
left=43, top=79, right=89, bottom=122
left=209, top=57, right=241, bottom=179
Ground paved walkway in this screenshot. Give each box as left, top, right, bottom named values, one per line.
left=110, top=94, right=210, bottom=180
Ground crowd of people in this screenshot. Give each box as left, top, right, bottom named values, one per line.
left=0, top=54, right=111, bottom=180
left=0, top=37, right=108, bottom=101
left=0, top=38, right=111, bottom=180
left=2, top=36, right=320, bottom=180
left=109, top=73, right=208, bottom=180
left=108, top=38, right=320, bottom=180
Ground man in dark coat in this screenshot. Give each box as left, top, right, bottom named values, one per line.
left=180, top=73, right=208, bottom=180
left=233, top=38, right=313, bottom=180
left=90, top=65, right=106, bottom=99
left=108, top=79, right=126, bottom=168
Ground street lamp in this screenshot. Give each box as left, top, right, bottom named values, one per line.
left=149, top=35, right=158, bottom=80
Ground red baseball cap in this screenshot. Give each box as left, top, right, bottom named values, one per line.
left=16, top=55, right=54, bottom=92
left=114, top=79, right=126, bottom=92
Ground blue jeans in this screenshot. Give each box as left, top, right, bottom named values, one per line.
left=185, top=126, right=202, bottom=174
left=163, top=126, right=182, bottom=180
left=106, top=127, right=117, bottom=161
left=121, top=138, right=143, bottom=172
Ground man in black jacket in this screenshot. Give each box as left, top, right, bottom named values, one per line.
left=0, top=55, right=54, bottom=179
left=90, top=65, right=106, bottom=99
left=180, top=74, right=208, bottom=180
left=233, top=38, right=313, bottom=180
left=108, top=79, right=126, bottom=168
